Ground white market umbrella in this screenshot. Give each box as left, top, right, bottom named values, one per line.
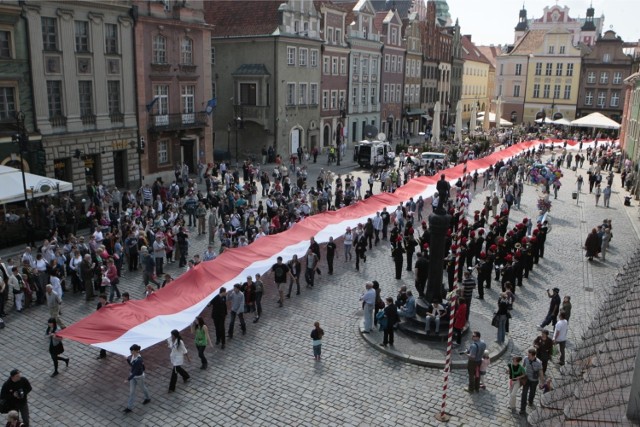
left=495, top=96, right=503, bottom=132
left=470, top=102, right=478, bottom=132
left=432, top=101, right=441, bottom=144
left=454, top=100, right=463, bottom=142
left=570, top=112, right=621, bottom=130
left=552, top=118, right=571, bottom=126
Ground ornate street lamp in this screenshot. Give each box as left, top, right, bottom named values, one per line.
left=11, top=111, right=29, bottom=210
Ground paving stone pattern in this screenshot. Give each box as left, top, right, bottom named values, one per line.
left=0, top=153, right=638, bottom=426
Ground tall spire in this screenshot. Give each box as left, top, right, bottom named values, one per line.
left=515, top=4, right=528, bottom=31
left=582, top=2, right=596, bottom=30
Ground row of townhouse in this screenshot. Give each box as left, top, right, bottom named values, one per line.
left=0, top=0, right=467, bottom=195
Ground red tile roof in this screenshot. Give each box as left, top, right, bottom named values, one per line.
left=461, top=35, right=490, bottom=65
left=204, top=1, right=282, bottom=37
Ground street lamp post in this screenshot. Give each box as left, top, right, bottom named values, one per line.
left=232, top=103, right=243, bottom=167
left=337, top=98, right=346, bottom=166
left=226, top=123, right=231, bottom=161
left=12, top=111, right=29, bottom=210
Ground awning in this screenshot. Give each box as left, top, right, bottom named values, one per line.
left=570, top=112, right=621, bottom=130
left=421, top=114, right=432, bottom=120
left=0, top=165, right=73, bottom=204
left=405, top=109, right=426, bottom=116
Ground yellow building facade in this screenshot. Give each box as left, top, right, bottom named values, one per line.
left=523, top=29, right=581, bottom=123
left=461, top=36, right=491, bottom=124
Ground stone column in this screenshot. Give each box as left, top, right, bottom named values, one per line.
left=426, top=209, right=451, bottom=303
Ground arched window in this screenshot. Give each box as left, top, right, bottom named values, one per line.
left=181, top=37, right=193, bottom=65
left=153, top=34, right=167, bottom=64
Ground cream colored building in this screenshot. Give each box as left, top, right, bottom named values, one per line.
left=522, top=28, right=582, bottom=123
left=460, top=35, right=490, bottom=124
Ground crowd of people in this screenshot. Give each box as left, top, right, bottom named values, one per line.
left=0, top=131, right=632, bottom=424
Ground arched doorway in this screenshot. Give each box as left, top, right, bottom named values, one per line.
left=323, top=124, right=331, bottom=147
left=290, top=126, right=303, bottom=156
left=552, top=112, right=563, bottom=120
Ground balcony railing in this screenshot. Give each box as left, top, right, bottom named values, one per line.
left=242, top=105, right=269, bottom=123
left=49, top=115, right=67, bottom=127
left=110, top=112, right=124, bottom=123
left=81, top=114, right=96, bottom=126
left=179, top=64, right=197, bottom=73
left=150, top=63, right=171, bottom=73
left=149, top=112, right=208, bottom=131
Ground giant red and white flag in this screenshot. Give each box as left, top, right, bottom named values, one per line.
left=57, top=138, right=609, bottom=355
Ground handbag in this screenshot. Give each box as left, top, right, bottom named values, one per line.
left=491, top=312, right=499, bottom=328
left=519, top=376, right=528, bottom=386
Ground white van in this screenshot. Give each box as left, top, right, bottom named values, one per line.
left=421, top=152, right=446, bottom=165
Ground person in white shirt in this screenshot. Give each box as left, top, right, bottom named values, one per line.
left=167, top=329, right=190, bottom=392
left=552, top=311, right=568, bottom=366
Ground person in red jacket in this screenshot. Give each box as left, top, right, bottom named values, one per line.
left=453, top=295, right=467, bottom=346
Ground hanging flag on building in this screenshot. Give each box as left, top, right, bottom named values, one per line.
left=205, top=98, right=217, bottom=115
left=145, top=97, right=159, bottom=113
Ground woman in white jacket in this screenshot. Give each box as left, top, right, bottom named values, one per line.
left=167, top=329, right=190, bottom=392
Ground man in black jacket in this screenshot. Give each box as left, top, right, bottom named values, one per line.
left=1, top=369, right=32, bottom=426
left=210, top=288, right=227, bottom=349
left=380, top=297, right=399, bottom=347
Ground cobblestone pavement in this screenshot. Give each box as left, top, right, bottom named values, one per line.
left=1, top=152, right=638, bottom=427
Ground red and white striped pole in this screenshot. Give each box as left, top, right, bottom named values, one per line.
left=437, top=164, right=469, bottom=423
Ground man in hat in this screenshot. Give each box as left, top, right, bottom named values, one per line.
left=501, top=254, right=515, bottom=292
left=1, top=369, right=32, bottom=426
left=538, top=288, right=561, bottom=329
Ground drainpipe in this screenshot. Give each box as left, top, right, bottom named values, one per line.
left=130, top=5, right=143, bottom=186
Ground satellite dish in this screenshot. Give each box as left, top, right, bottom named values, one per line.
left=364, top=125, right=378, bottom=139
left=377, top=132, right=386, bottom=141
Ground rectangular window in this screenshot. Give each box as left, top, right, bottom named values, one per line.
left=545, top=63, right=552, bottom=76
left=47, top=80, right=63, bottom=117
left=0, top=31, right=11, bottom=59
left=499, top=64, right=504, bottom=76
left=370, top=87, right=376, bottom=104
left=600, top=72, right=609, bottom=84
left=352, top=55, right=358, bottom=75
left=533, top=83, right=540, bottom=98
left=322, top=56, right=330, bottom=74
left=371, top=58, right=378, bottom=77
left=543, top=84, right=550, bottom=98
left=327, top=28, right=334, bottom=44
left=352, top=87, right=357, bottom=106
left=566, top=63, right=574, bottom=76
left=611, top=91, right=620, bottom=107
left=153, top=35, right=166, bottom=64
left=153, top=84, right=169, bottom=115
left=0, top=86, right=16, bottom=120
left=210, top=45, right=216, bottom=64
left=553, top=84, right=561, bottom=99
left=391, top=28, right=397, bottom=45
left=211, top=81, right=217, bottom=99
left=78, top=81, right=93, bottom=117
left=310, top=83, right=318, bottom=105
left=332, top=57, right=338, bottom=75
left=603, top=53, right=611, bottom=63
left=384, top=54, right=390, bottom=72
left=613, top=72, right=622, bottom=84
left=107, top=80, right=121, bottom=114
left=587, top=71, right=596, bottom=84
left=287, top=47, right=296, bottom=66
left=513, top=84, right=520, bottom=98
left=299, top=83, right=307, bottom=105
left=181, top=38, right=193, bottom=65
left=556, top=63, right=563, bottom=76
left=330, top=90, right=337, bottom=109
left=361, top=87, right=367, bottom=105
left=158, top=139, right=169, bottom=165
left=397, top=57, right=403, bottom=74
left=310, top=49, right=318, bottom=67
left=74, top=21, right=89, bottom=52
left=391, top=56, right=396, bottom=73
left=597, top=91, right=606, bottom=107
left=396, top=84, right=402, bottom=102
left=287, top=83, right=295, bottom=105
left=42, top=17, right=58, bottom=51
left=535, top=62, right=542, bottom=76
left=340, top=58, right=347, bottom=75
left=585, top=91, right=593, bottom=105
left=239, top=83, right=257, bottom=106
left=105, top=23, right=118, bottom=54
left=548, top=45, right=555, bottom=54
left=564, top=85, right=571, bottom=100
left=515, top=63, right=522, bottom=76
left=559, top=46, right=565, bottom=54
left=362, top=58, right=368, bottom=76
left=299, top=48, right=308, bottom=67
left=322, top=90, right=329, bottom=110
left=383, top=84, right=388, bottom=103
left=335, top=29, right=342, bottom=44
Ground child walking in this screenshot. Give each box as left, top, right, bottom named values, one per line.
left=479, top=350, right=490, bottom=389
left=310, top=321, right=324, bottom=361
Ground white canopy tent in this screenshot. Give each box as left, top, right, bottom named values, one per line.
left=552, top=118, right=571, bottom=126
left=570, top=112, right=621, bottom=130
left=0, top=165, right=73, bottom=204
left=477, top=112, right=513, bottom=127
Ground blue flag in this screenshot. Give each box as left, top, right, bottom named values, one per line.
left=205, top=98, right=217, bottom=115
left=145, top=97, right=159, bottom=113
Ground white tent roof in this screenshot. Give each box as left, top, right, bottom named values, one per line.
left=570, top=112, right=621, bottom=129
left=552, top=118, right=571, bottom=126
left=476, top=112, right=513, bottom=127
left=0, top=165, right=73, bottom=204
